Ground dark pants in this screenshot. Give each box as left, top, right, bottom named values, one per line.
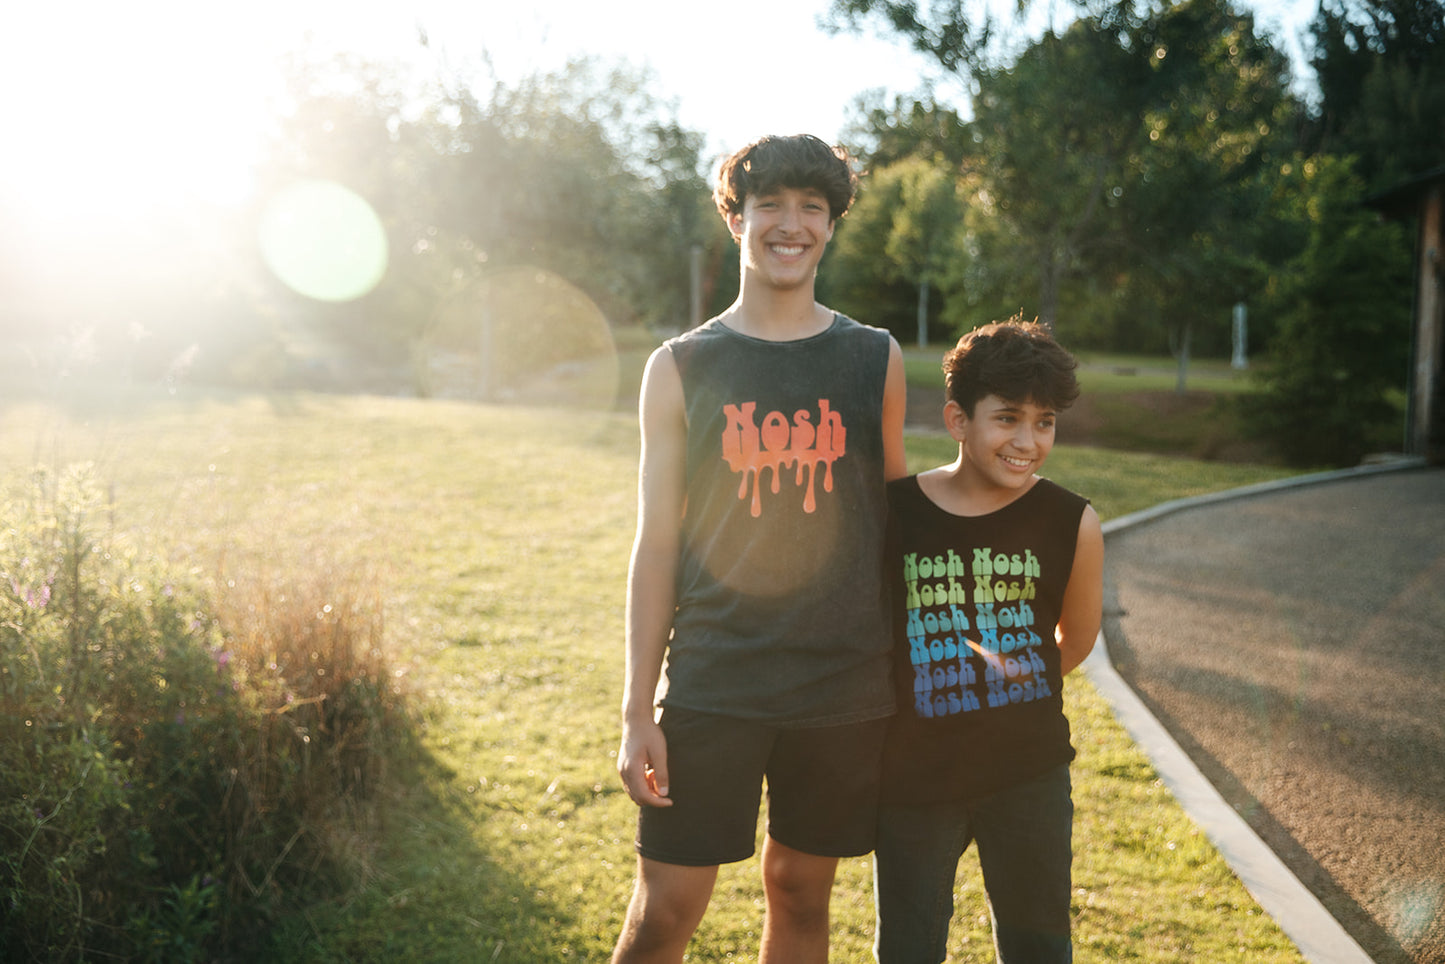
left=873, top=764, right=1074, bottom=964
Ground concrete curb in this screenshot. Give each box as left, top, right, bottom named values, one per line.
left=1081, top=457, right=1428, bottom=964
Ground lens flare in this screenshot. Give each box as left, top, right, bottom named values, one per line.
left=257, top=180, right=388, bottom=302
left=1380, top=880, right=1443, bottom=951
left=425, top=266, right=619, bottom=412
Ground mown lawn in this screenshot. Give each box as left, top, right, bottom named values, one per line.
left=0, top=387, right=1304, bottom=962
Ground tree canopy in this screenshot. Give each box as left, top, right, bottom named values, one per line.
left=1, top=0, right=1434, bottom=464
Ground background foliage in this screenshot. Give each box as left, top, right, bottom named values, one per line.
left=2, top=0, right=1434, bottom=465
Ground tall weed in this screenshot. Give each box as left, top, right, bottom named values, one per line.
left=0, top=463, right=406, bottom=962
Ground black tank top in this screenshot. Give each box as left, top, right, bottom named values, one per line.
left=882, top=475, right=1088, bottom=801
left=661, top=314, right=895, bottom=726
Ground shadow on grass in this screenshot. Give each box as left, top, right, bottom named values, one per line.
left=266, top=718, right=595, bottom=963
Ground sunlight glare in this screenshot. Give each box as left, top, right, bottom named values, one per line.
left=257, top=180, right=389, bottom=302
left=2, top=6, right=274, bottom=228
left=427, top=266, right=619, bottom=412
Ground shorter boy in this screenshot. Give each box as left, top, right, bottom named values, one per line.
left=873, top=317, right=1103, bottom=964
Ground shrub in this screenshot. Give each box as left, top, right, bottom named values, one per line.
left=1242, top=157, right=1413, bottom=466
left=0, top=464, right=407, bottom=962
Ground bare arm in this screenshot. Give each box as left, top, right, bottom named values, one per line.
left=1056, top=504, right=1104, bottom=676
left=881, top=336, right=908, bottom=481
left=617, top=346, right=687, bottom=808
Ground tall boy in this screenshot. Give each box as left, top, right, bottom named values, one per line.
left=613, top=134, right=907, bottom=963
left=873, top=317, right=1103, bottom=963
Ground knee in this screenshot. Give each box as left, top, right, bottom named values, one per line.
left=615, top=863, right=714, bottom=959
left=762, top=845, right=835, bottom=924
left=992, top=922, right=1071, bottom=964
left=620, top=888, right=707, bottom=949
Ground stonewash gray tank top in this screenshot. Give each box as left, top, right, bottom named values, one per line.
left=660, top=314, right=895, bottom=726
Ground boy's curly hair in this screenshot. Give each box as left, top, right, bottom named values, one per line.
left=713, top=134, right=858, bottom=222
left=944, top=314, right=1081, bottom=416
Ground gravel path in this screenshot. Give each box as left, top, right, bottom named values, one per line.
left=1101, top=467, right=1445, bottom=964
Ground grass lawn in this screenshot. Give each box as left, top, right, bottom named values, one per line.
left=904, top=347, right=1254, bottom=394
left=0, top=386, right=1304, bottom=962
left=903, top=346, right=1275, bottom=463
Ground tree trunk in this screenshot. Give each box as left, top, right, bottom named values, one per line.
left=1038, top=253, right=1062, bottom=331
left=917, top=280, right=930, bottom=347
left=1172, top=319, right=1192, bottom=394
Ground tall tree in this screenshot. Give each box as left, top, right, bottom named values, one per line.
left=961, top=9, right=1148, bottom=331
left=827, top=157, right=965, bottom=345
left=254, top=56, right=715, bottom=394
left=823, top=165, right=917, bottom=338
left=249, top=54, right=444, bottom=385
left=1109, top=0, right=1295, bottom=383
left=843, top=0, right=1303, bottom=357
left=886, top=158, right=967, bottom=346
left=1308, top=0, right=1445, bottom=189
left=1243, top=156, right=1413, bottom=464
left=827, top=0, right=1005, bottom=75
left=840, top=91, right=972, bottom=169
left=437, top=59, right=716, bottom=331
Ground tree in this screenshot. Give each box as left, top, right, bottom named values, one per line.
left=827, top=0, right=1005, bottom=75
left=1242, top=156, right=1413, bottom=465
left=886, top=159, right=966, bottom=346
left=1307, top=0, right=1445, bottom=190
left=823, top=165, right=917, bottom=339
left=641, top=120, right=729, bottom=329
left=962, top=12, right=1148, bottom=332
left=249, top=53, right=468, bottom=386
left=826, top=157, right=966, bottom=346
left=435, top=60, right=719, bottom=332
left=834, top=2, right=1156, bottom=333
left=1107, top=0, right=1296, bottom=386
left=250, top=55, right=716, bottom=395
left=840, top=91, right=971, bottom=168
left=842, top=0, right=1308, bottom=364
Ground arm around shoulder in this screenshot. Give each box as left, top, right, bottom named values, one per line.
left=881, top=335, right=908, bottom=481
left=1056, top=503, right=1103, bottom=677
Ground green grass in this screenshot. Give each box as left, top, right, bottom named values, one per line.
left=906, top=347, right=1254, bottom=395
left=905, top=347, right=1269, bottom=462
left=903, top=434, right=1297, bottom=519
left=0, top=387, right=1305, bottom=962
left=1072, top=352, right=1255, bottom=395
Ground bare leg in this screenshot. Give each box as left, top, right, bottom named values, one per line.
left=612, top=857, right=718, bottom=964
left=759, top=837, right=838, bottom=964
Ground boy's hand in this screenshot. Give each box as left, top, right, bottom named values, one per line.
left=618, top=717, right=672, bottom=807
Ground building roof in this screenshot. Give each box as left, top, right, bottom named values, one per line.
left=1365, top=164, right=1445, bottom=219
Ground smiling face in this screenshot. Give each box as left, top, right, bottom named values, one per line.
left=728, top=187, right=836, bottom=292
left=948, top=394, right=1057, bottom=492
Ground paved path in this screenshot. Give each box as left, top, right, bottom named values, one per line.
left=1085, top=463, right=1444, bottom=964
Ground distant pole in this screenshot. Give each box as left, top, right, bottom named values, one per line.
left=690, top=244, right=703, bottom=330
left=1176, top=322, right=1191, bottom=394
left=1232, top=301, right=1248, bottom=370
left=917, top=280, right=929, bottom=348
left=478, top=300, right=494, bottom=401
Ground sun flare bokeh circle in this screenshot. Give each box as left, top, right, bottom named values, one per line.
left=257, top=180, right=389, bottom=302
left=427, top=266, right=620, bottom=413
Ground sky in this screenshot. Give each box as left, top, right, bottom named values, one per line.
left=1, top=0, right=1319, bottom=228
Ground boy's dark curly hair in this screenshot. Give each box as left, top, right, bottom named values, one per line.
left=944, top=314, right=1081, bottom=416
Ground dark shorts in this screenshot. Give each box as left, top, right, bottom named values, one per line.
left=635, top=707, right=890, bottom=867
